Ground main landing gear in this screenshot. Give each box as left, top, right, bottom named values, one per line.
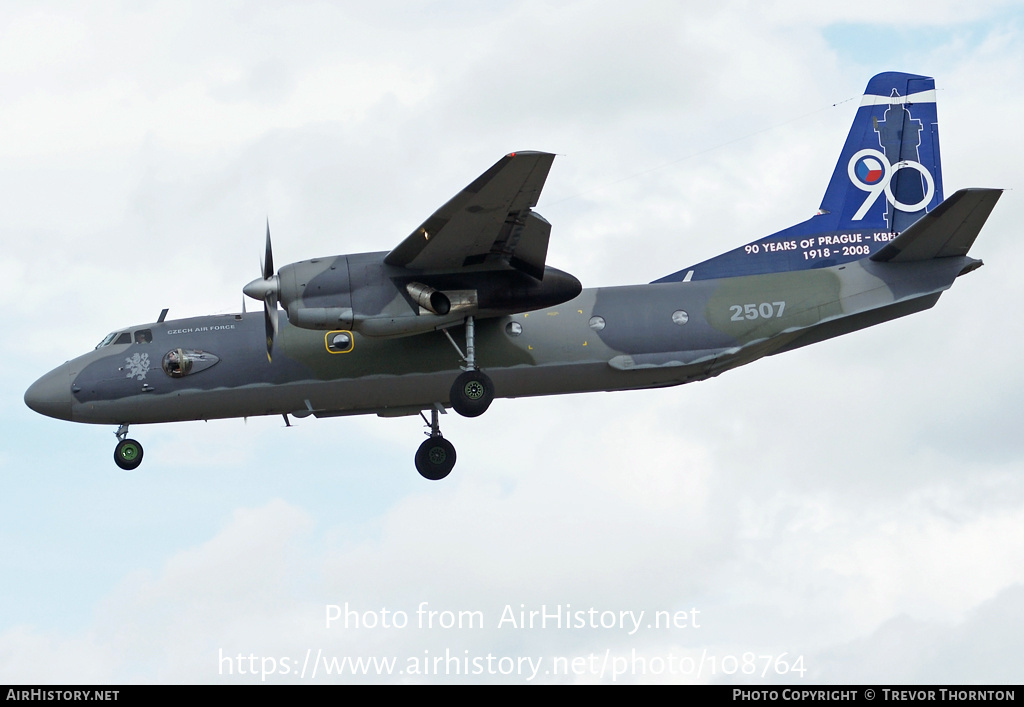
left=442, top=316, right=494, bottom=418
left=113, top=424, right=144, bottom=471
left=413, top=317, right=496, bottom=480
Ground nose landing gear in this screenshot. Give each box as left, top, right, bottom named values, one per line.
left=113, top=424, right=144, bottom=471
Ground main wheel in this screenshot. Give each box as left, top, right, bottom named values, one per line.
left=415, top=437, right=457, bottom=480
left=114, top=439, right=144, bottom=471
left=449, top=370, right=494, bottom=417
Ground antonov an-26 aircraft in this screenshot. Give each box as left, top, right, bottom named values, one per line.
left=26, top=72, right=1000, bottom=480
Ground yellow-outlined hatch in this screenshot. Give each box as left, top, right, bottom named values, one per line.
left=324, top=330, right=355, bottom=354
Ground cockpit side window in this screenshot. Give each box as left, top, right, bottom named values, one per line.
left=114, top=332, right=131, bottom=345
left=134, top=329, right=153, bottom=344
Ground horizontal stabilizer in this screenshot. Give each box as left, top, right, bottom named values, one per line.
left=871, top=188, right=1002, bottom=263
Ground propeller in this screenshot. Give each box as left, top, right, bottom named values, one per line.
left=242, top=220, right=280, bottom=361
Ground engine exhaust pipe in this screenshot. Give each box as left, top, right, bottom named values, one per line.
left=406, top=282, right=451, bottom=316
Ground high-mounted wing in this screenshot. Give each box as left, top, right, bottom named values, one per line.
left=384, top=151, right=555, bottom=279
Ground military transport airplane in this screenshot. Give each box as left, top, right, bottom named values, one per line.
left=25, top=71, right=1000, bottom=480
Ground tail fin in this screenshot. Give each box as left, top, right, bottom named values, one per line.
left=655, top=72, right=946, bottom=284
left=820, top=72, right=942, bottom=233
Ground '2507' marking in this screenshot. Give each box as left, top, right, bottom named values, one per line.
left=729, top=302, right=786, bottom=321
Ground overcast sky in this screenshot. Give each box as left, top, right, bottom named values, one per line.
left=2, top=1, right=1022, bottom=684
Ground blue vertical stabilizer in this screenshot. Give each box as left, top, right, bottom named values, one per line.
left=656, top=72, right=945, bottom=283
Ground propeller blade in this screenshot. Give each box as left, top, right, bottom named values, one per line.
left=264, top=220, right=274, bottom=281
left=265, top=302, right=275, bottom=362
left=266, top=293, right=279, bottom=334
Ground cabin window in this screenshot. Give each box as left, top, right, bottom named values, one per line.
left=505, top=322, right=522, bottom=337
left=672, top=310, right=689, bottom=326
left=589, top=316, right=606, bottom=331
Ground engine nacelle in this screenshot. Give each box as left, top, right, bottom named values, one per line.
left=268, top=250, right=580, bottom=338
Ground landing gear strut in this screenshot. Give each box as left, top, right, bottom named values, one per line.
left=443, top=316, right=494, bottom=418
left=113, top=424, right=144, bottom=471
left=415, top=406, right=456, bottom=480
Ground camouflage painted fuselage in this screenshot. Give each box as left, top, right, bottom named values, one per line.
left=54, top=251, right=973, bottom=426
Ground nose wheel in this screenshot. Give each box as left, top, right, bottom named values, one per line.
left=113, top=424, right=144, bottom=471
left=415, top=407, right=456, bottom=480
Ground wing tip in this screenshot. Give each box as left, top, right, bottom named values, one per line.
left=506, top=150, right=555, bottom=158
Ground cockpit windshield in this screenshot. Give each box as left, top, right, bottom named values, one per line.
left=95, top=331, right=133, bottom=349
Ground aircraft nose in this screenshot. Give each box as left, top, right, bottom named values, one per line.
left=25, top=362, right=74, bottom=421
